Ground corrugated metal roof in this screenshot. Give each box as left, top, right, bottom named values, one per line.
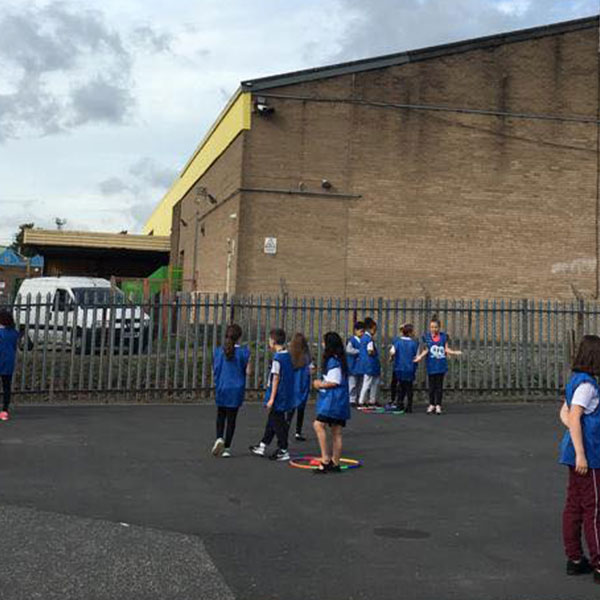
left=241, top=15, right=598, bottom=92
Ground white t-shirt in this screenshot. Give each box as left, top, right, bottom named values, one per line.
left=572, top=382, right=600, bottom=415
left=389, top=336, right=412, bottom=356
left=323, top=367, right=342, bottom=385
left=270, top=350, right=288, bottom=376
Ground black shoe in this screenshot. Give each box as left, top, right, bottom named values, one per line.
left=313, top=461, right=331, bottom=474
left=329, top=463, right=342, bottom=473
left=295, top=433, right=306, bottom=442
left=396, top=404, right=405, bottom=412
left=567, top=557, right=593, bottom=575
left=268, top=449, right=291, bottom=462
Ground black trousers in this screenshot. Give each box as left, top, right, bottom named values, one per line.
left=261, top=409, right=289, bottom=450
left=216, top=407, right=239, bottom=448
left=1, top=375, right=11, bottom=412
left=391, top=375, right=413, bottom=409
left=428, top=373, right=445, bottom=406
left=286, top=404, right=306, bottom=435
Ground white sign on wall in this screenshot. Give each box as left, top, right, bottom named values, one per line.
left=264, top=237, right=277, bottom=255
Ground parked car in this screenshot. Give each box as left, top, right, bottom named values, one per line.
left=14, top=277, right=150, bottom=353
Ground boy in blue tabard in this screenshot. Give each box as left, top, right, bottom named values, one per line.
left=0, top=310, right=19, bottom=421
left=357, top=317, right=381, bottom=406
left=415, top=315, right=461, bottom=415
left=388, top=323, right=419, bottom=413
left=345, top=321, right=365, bottom=406
left=559, top=335, right=600, bottom=581
left=250, top=328, right=295, bottom=461
left=211, top=324, right=251, bottom=458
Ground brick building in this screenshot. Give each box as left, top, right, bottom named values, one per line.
left=149, top=17, right=600, bottom=299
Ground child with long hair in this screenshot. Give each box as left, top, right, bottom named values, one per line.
left=388, top=323, right=419, bottom=413
left=357, top=317, right=381, bottom=407
left=212, top=324, right=251, bottom=457
left=0, top=310, right=19, bottom=421
left=312, top=332, right=351, bottom=474
left=250, top=328, right=295, bottom=461
left=415, top=315, right=461, bottom=415
left=559, top=335, right=600, bottom=582
left=287, top=332, right=314, bottom=441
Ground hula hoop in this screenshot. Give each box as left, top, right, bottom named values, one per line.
left=357, top=406, right=404, bottom=415
left=289, top=454, right=363, bottom=471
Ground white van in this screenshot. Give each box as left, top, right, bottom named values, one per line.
left=14, top=277, right=149, bottom=353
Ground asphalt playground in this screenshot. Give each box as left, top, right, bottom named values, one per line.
left=0, top=400, right=590, bottom=600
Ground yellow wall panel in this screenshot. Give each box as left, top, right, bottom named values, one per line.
left=143, top=92, right=251, bottom=235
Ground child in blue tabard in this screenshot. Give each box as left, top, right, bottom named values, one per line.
left=0, top=310, right=19, bottom=421
left=212, top=324, right=251, bottom=457
left=250, top=328, right=294, bottom=461
left=287, top=332, right=315, bottom=441
left=387, top=323, right=419, bottom=413
left=313, top=332, right=351, bottom=474
left=559, top=335, right=600, bottom=581
left=346, top=321, right=365, bottom=407
left=415, top=315, right=461, bottom=415
left=357, top=317, right=381, bottom=406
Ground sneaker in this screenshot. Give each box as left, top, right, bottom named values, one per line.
left=384, top=403, right=395, bottom=411
left=249, top=443, right=266, bottom=457
left=222, top=448, right=232, bottom=458
left=426, top=405, right=435, bottom=415
left=593, top=568, right=600, bottom=584
left=212, top=438, right=225, bottom=456
left=295, top=433, right=306, bottom=441
left=329, top=463, right=342, bottom=473
left=269, top=449, right=291, bottom=462
left=567, top=557, right=593, bottom=575
left=0, top=411, right=10, bottom=421
left=435, top=406, right=443, bottom=415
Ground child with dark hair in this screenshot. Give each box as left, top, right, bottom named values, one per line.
left=346, top=322, right=365, bottom=407
left=559, top=334, right=600, bottom=582
left=0, top=310, right=19, bottom=421
left=357, top=317, right=381, bottom=407
left=212, top=324, right=251, bottom=457
left=313, top=332, right=351, bottom=474
left=388, top=323, right=419, bottom=413
left=287, top=332, right=314, bottom=441
left=415, top=315, right=461, bottom=415
left=250, top=328, right=294, bottom=461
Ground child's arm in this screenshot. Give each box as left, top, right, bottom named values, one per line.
left=569, top=404, right=588, bottom=474
left=367, top=340, right=375, bottom=356
left=445, top=342, right=462, bottom=357
left=246, top=358, right=252, bottom=378
left=313, top=379, right=337, bottom=390
left=560, top=401, right=569, bottom=427
left=345, top=341, right=359, bottom=356
left=388, top=345, right=395, bottom=364
left=267, top=373, right=279, bottom=410
left=414, top=348, right=428, bottom=363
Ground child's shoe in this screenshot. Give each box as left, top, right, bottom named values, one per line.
left=435, top=405, right=443, bottom=415
left=593, top=567, right=600, bottom=583
left=426, top=405, right=435, bottom=415
left=249, top=442, right=266, bottom=457
left=329, top=463, right=342, bottom=473
left=384, top=403, right=395, bottom=411
left=269, top=449, right=290, bottom=462
left=221, top=448, right=232, bottom=458
left=294, top=433, right=306, bottom=441
left=567, top=557, right=593, bottom=575
left=0, top=411, right=10, bottom=421
left=212, top=437, right=225, bottom=456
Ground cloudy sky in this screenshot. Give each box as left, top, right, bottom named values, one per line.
left=0, top=0, right=597, bottom=244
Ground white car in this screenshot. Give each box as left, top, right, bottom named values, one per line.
left=14, top=277, right=150, bottom=353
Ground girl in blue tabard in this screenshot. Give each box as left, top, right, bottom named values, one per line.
left=559, top=335, right=600, bottom=581
left=313, top=332, right=351, bottom=474
left=212, top=324, right=251, bottom=457
left=346, top=321, right=365, bottom=406
left=415, top=315, right=461, bottom=415
left=388, top=323, right=419, bottom=413
left=357, top=317, right=381, bottom=407
left=0, top=310, right=19, bottom=421
left=287, top=333, right=315, bottom=441
left=250, top=328, right=295, bottom=462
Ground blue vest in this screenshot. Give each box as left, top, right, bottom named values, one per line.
left=265, top=351, right=295, bottom=412
left=559, top=372, right=600, bottom=469
left=346, top=336, right=361, bottom=376
left=293, top=354, right=312, bottom=408
left=392, top=337, right=419, bottom=380
left=0, top=327, right=18, bottom=376
left=423, top=332, right=448, bottom=375
left=316, top=357, right=351, bottom=421
left=213, top=345, right=250, bottom=408
left=356, top=332, right=381, bottom=376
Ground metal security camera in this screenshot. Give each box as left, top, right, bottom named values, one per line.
left=255, top=97, right=275, bottom=115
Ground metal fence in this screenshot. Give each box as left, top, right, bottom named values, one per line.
left=4, top=293, right=595, bottom=401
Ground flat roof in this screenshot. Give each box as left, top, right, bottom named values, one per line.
left=23, top=229, right=170, bottom=254
left=241, top=15, right=598, bottom=91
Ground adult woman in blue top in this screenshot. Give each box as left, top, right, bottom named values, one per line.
left=415, top=315, right=461, bottom=415
left=212, top=324, right=251, bottom=457
left=0, top=310, right=19, bottom=421
left=313, top=332, right=351, bottom=474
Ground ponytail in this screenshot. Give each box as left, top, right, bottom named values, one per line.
left=223, top=324, right=243, bottom=360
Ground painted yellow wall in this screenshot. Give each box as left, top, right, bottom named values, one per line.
left=143, top=91, right=252, bottom=235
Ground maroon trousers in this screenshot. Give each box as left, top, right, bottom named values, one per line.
left=563, top=467, right=600, bottom=566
